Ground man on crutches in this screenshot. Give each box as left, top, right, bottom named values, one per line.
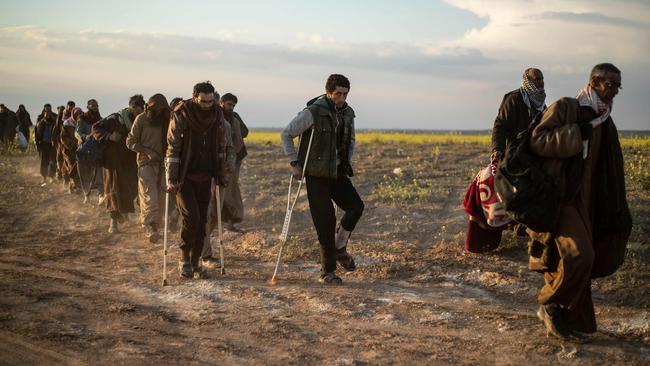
left=165, top=81, right=234, bottom=280
left=279, top=74, right=365, bottom=285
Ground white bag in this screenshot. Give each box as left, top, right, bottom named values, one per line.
left=16, top=131, right=28, bottom=150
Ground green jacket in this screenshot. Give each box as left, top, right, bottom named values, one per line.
left=295, top=95, right=355, bottom=179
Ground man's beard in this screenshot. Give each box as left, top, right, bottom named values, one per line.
left=147, top=110, right=170, bottom=126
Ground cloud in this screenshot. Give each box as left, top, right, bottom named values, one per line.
left=537, top=12, right=649, bottom=29
left=0, top=26, right=492, bottom=77
left=444, top=0, right=650, bottom=64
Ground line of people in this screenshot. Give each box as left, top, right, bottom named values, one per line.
left=10, top=64, right=631, bottom=342
left=29, top=85, right=249, bottom=280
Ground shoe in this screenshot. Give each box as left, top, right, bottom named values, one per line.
left=224, top=223, right=244, bottom=233
left=192, top=265, right=209, bottom=279
left=336, top=246, right=357, bottom=272
left=82, top=195, right=89, bottom=204
left=117, top=214, right=128, bottom=224
left=144, top=224, right=159, bottom=243
left=536, top=304, right=578, bottom=341
left=97, top=194, right=105, bottom=206
left=319, top=272, right=343, bottom=285
left=178, top=260, right=193, bottom=278
left=108, top=218, right=118, bottom=234
left=201, top=255, right=221, bottom=269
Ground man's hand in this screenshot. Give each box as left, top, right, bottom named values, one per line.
left=108, top=131, right=121, bottom=142
left=490, top=151, right=502, bottom=165
left=291, top=164, right=303, bottom=180
left=166, top=180, right=178, bottom=193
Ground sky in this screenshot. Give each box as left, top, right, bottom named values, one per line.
left=1, top=0, right=649, bottom=130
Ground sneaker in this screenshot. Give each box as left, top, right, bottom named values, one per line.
left=336, top=247, right=357, bottom=272
left=108, top=218, right=118, bottom=234
left=178, top=260, right=193, bottom=278
left=319, top=272, right=343, bottom=285
left=201, top=255, right=221, bottom=269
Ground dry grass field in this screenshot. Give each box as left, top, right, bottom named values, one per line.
left=0, top=131, right=648, bottom=365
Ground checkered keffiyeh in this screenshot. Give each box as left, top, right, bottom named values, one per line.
left=520, top=70, right=546, bottom=110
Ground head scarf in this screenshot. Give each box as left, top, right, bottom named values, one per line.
left=520, top=69, right=546, bottom=110
left=576, top=84, right=611, bottom=116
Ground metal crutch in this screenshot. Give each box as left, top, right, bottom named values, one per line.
left=216, top=184, right=225, bottom=275
left=163, top=191, right=170, bottom=286
left=270, top=128, right=315, bottom=283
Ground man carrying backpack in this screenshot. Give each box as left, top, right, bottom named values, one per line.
left=527, top=63, right=631, bottom=341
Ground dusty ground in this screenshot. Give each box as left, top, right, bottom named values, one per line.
left=0, top=139, right=648, bottom=365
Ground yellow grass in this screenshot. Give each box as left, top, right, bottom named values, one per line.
left=247, top=131, right=490, bottom=145
left=247, top=130, right=650, bottom=149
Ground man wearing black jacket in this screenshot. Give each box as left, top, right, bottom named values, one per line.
left=491, top=68, right=546, bottom=163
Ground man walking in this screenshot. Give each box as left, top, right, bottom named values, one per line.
left=491, top=68, right=546, bottom=163
left=219, top=93, right=248, bottom=232
left=280, top=74, right=364, bottom=285
left=16, top=104, right=32, bottom=146
left=52, top=105, right=66, bottom=181
left=528, top=63, right=631, bottom=340
left=35, top=105, right=57, bottom=183
left=166, top=82, right=234, bottom=279
left=127, top=93, right=176, bottom=243
left=92, top=95, right=142, bottom=233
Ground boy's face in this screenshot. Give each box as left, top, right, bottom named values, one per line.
left=327, top=86, right=349, bottom=108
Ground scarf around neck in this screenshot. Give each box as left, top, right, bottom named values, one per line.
left=186, top=101, right=218, bottom=134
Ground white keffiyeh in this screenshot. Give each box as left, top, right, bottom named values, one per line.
left=576, top=84, right=612, bottom=159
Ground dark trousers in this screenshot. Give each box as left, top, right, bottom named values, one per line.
left=39, top=144, right=56, bottom=179
left=306, top=170, right=364, bottom=274
left=176, top=179, right=212, bottom=266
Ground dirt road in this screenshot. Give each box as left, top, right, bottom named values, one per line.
left=0, top=142, right=648, bottom=365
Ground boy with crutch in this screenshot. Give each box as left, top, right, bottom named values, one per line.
left=278, top=74, right=365, bottom=285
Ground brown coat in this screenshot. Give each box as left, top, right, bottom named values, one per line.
left=92, top=110, right=138, bottom=214
left=60, top=121, right=79, bottom=186
left=165, top=100, right=235, bottom=187
left=528, top=97, right=631, bottom=277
